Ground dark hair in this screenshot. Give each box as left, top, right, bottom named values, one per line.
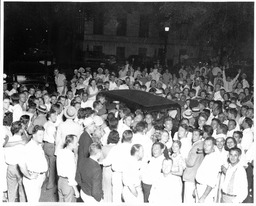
left=19, top=115, right=30, bottom=125
left=229, top=147, right=242, bottom=156
left=108, top=118, right=119, bottom=130
left=202, top=125, right=213, bottom=136
left=225, top=137, right=237, bottom=151
left=51, top=103, right=61, bottom=113
left=228, top=108, right=238, bottom=118
left=204, top=136, right=216, bottom=145
left=134, top=121, right=147, bottom=133
left=11, top=93, right=20, bottom=104
left=233, top=131, right=243, bottom=139
left=218, top=123, right=228, bottom=135
left=46, top=109, right=57, bottom=120
left=63, top=134, right=77, bottom=148
left=121, top=130, right=133, bottom=143
left=89, top=78, right=96, bottom=86
left=244, top=117, right=253, bottom=128
left=199, top=113, right=208, bottom=121
left=96, top=93, right=106, bottom=101
left=93, top=100, right=102, bottom=109
left=153, top=141, right=165, bottom=149
left=131, top=144, right=142, bottom=156
left=228, top=119, right=237, bottom=127
left=107, top=130, right=120, bottom=144
left=77, top=108, right=87, bottom=119
left=32, top=125, right=45, bottom=134
left=193, top=128, right=203, bottom=136
left=212, top=118, right=221, bottom=125
left=10, top=121, right=23, bottom=135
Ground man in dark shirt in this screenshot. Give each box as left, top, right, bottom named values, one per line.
left=76, top=142, right=103, bottom=203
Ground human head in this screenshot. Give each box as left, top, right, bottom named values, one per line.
left=89, top=142, right=102, bottom=160
left=32, top=125, right=45, bottom=144
left=107, top=130, right=120, bottom=145
left=152, top=142, right=164, bottom=158
left=130, top=144, right=144, bottom=161
left=203, top=137, right=216, bottom=154
left=63, top=134, right=79, bottom=152
left=233, top=131, right=243, bottom=144
left=225, top=137, right=237, bottom=151
left=162, top=159, right=173, bottom=175
left=228, top=147, right=242, bottom=166
left=10, top=121, right=23, bottom=135
left=192, top=129, right=203, bottom=143
left=121, top=130, right=133, bottom=143
left=228, top=119, right=236, bottom=131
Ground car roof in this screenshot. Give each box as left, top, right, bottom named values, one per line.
left=100, top=90, right=181, bottom=112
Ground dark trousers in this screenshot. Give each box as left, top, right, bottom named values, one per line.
left=141, top=182, right=152, bottom=203
left=43, top=142, right=57, bottom=188
left=243, top=163, right=254, bottom=203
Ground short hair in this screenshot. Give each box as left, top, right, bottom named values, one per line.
left=193, top=128, right=203, bottom=136
left=10, top=121, right=23, bottom=135
left=11, top=93, right=20, bottom=104
left=172, top=140, right=182, bottom=149
left=108, top=117, right=119, bottom=130
left=50, top=103, right=61, bottom=113
left=32, top=125, right=45, bottom=134
left=89, top=142, right=102, bottom=156
left=134, top=121, right=148, bottom=133
left=219, top=123, right=228, bottom=135
left=179, top=123, right=188, bottom=131
left=46, top=109, right=57, bottom=120
left=228, top=119, right=237, bottom=127
left=96, top=93, right=106, bottom=101
left=120, top=107, right=131, bottom=116
left=228, top=108, right=238, bottom=118
left=130, top=144, right=142, bottom=156
left=121, top=130, right=133, bottom=143
left=229, top=147, right=242, bottom=156
left=153, top=141, right=165, bottom=149
left=93, top=100, right=102, bottom=109
left=77, top=108, right=87, bottom=119
left=233, top=131, right=243, bottom=139
left=244, top=117, right=253, bottom=128
left=190, top=89, right=196, bottom=94
left=202, top=125, right=213, bottom=136
left=199, top=113, right=208, bottom=121
left=107, top=130, right=120, bottom=144
left=63, top=134, right=76, bottom=148
left=204, top=136, right=216, bottom=145
left=212, top=118, right=221, bottom=125
left=123, top=113, right=133, bottom=121
left=19, top=115, right=30, bottom=125
left=164, top=117, right=173, bottom=124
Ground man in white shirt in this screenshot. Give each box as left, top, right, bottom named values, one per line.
left=4, top=121, right=26, bottom=202
left=241, top=117, right=254, bottom=153
left=195, top=137, right=222, bottom=203
left=43, top=110, right=58, bottom=190
left=55, top=106, right=83, bottom=155
left=19, top=125, right=48, bottom=202
left=241, top=73, right=250, bottom=89
left=11, top=93, right=24, bottom=122
left=222, top=68, right=241, bottom=92
left=227, top=119, right=237, bottom=137
left=220, top=147, right=248, bottom=203
left=54, top=68, right=67, bottom=95
left=109, top=74, right=117, bottom=90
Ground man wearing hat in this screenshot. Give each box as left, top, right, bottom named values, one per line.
left=55, top=106, right=83, bottom=155
left=28, top=105, right=47, bottom=134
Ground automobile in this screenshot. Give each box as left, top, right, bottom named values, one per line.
left=6, top=61, right=55, bottom=90
left=127, top=55, right=155, bottom=68
left=99, top=89, right=181, bottom=118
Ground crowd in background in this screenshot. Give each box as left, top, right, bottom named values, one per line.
left=1, top=59, right=254, bottom=203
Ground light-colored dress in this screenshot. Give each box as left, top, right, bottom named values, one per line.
left=87, top=86, right=98, bottom=102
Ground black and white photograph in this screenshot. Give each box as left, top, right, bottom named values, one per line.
left=1, top=0, right=254, bottom=204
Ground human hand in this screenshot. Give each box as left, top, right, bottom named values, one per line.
left=238, top=69, right=242, bottom=73
left=74, top=189, right=80, bottom=198
left=221, top=165, right=227, bottom=174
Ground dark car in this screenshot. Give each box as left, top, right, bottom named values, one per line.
left=6, top=61, right=55, bottom=90
left=100, top=89, right=181, bottom=118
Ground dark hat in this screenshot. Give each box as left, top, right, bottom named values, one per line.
left=37, top=105, right=47, bottom=113
left=189, top=99, right=199, bottom=108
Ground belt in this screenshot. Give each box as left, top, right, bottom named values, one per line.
left=221, top=190, right=237, bottom=197
left=59, top=176, right=68, bottom=179
left=28, top=170, right=45, bottom=175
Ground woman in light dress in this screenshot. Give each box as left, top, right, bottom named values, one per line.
left=87, top=78, right=98, bottom=102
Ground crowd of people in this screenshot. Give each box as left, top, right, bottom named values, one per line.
left=1, top=60, right=254, bottom=203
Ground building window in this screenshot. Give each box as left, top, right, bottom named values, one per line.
left=116, top=47, right=125, bottom=59
left=93, top=46, right=103, bottom=53
left=93, top=13, right=104, bottom=35
left=138, top=48, right=147, bottom=57
left=116, top=17, right=127, bottom=36
left=139, top=15, right=149, bottom=38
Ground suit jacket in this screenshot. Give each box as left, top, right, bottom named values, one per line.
left=75, top=157, right=103, bottom=202
left=77, top=130, right=93, bottom=165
